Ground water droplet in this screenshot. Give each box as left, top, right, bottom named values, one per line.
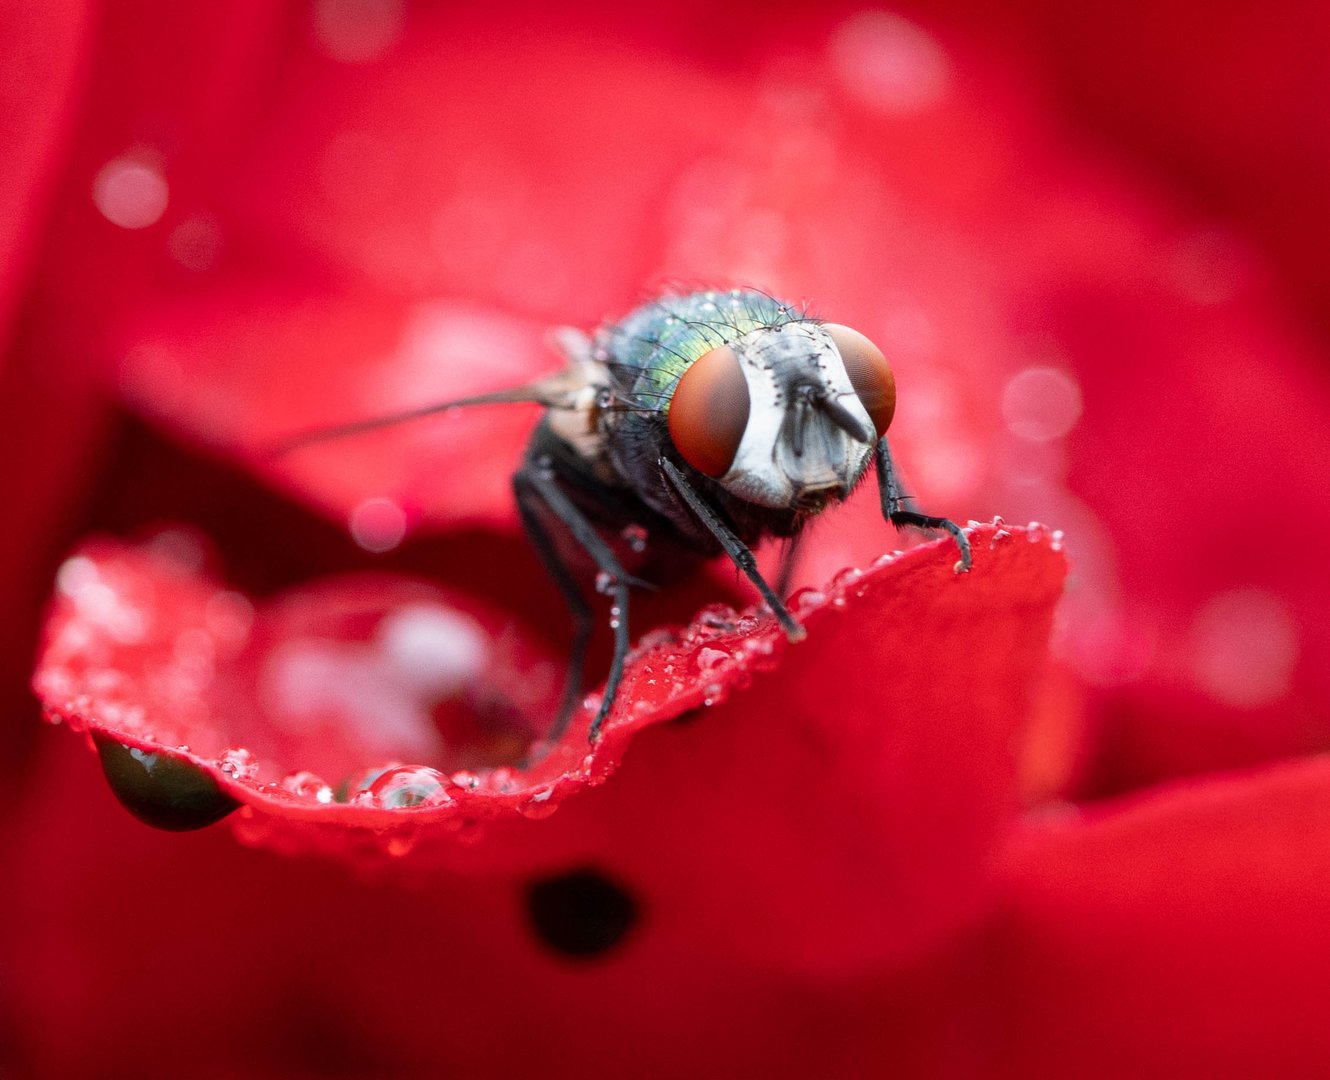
left=830, top=567, right=863, bottom=590
left=989, top=529, right=1011, bottom=550
left=790, top=588, right=827, bottom=614
left=702, top=682, right=723, bottom=706
left=696, top=604, right=740, bottom=631
left=517, top=786, right=559, bottom=820
left=450, top=770, right=480, bottom=792
left=595, top=571, right=617, bottom=595
left=217, top=747, right=258, bottom=781
left=94, top=734, right=239, bottom=831
left=368, top=765, right=452, bottom=809
left=1049, top=529, right=1066, bottom=553
left=281, top=770, right=334, bottom=803
left=990, top=515, right=1005, bottom=528
left=619, top=524, right=648, bottom=553
left=695, top=646, right=731, bottom=673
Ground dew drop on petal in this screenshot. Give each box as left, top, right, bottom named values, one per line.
left=348, top=496, right=408, bottom=553
left=1001, top=366, right=1083, bottom=442
left=94, top=734, right=239, bottom=831
left=217, top=747, right=258, bottom=781
left=281, top=770, right=335, bottom=803
left=1189, top=588, right=1299, bottom=708
left=92, top=156, right=168, bottom=229
left=694, top=646, right=731, bottom=673
left=517, top=786, right=559, bottom=820
left=368, top=765, right=451, bottom=809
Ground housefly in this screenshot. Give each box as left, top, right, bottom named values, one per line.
left=280, top=288, right=971, bottom=744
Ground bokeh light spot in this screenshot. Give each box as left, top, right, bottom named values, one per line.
left=311, top=0, right=404, bottom=63
left=348, top=496, right=407, bottom=552
left=1001, top=366, right=1083, bottom=442
left=1189, top=587, right=1299, bottom=708
left=168, top=214, right=221, bottom=271
left=829, top=11, right=951, bottom=114
left=92, top=156, right=168, bottom=229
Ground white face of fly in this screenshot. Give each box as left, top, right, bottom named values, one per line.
left=719, top=323, right=877, bottom=511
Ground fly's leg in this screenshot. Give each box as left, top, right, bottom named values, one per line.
left=874, top=438, right=972, bottom=572
left=660, top=458, right=806, bottom=642
left=513, top=480, right=593, bottom=747
left=514, top=458, right=632, bottom=743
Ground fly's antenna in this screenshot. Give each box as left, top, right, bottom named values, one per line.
left=269, top=371, right=589, bottom=457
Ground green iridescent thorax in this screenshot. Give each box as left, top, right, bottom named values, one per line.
left=596, top=289, right=810, bottom=408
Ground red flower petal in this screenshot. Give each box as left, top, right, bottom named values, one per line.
left=993, top=757, right=1330, bottom=1078
left=34, top=523, right=1064, bottom=897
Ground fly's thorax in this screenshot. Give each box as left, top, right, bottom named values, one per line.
left=673, top=322, right=878, bottom=512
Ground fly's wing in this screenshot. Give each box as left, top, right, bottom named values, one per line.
left=271, top=332, right=601, bottom=456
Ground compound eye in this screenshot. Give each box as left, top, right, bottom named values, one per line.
left=825, top=324, right=895, bottom=439
left=667, top=344, right=750, bottom=478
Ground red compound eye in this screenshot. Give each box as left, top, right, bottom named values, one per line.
left=668, top=344, right=750, bottom=477
left=825, top=324, right=896, bottom=438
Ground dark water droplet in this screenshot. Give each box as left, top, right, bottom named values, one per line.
left=526, top=869, right=639, bottom=958
left=94, top=734, right=240, bottom=831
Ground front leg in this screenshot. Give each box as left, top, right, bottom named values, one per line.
left=660, top=458, right=806, bottom=642
left=875, top=437, right=972, bottom=572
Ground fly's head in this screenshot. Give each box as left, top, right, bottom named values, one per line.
left=666, top=321, right=895, bottom=513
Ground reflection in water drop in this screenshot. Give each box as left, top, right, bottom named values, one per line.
left=368, top=765, right=451, bottom=809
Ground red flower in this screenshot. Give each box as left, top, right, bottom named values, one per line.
left=4, top=3, right=1330, bottom=1077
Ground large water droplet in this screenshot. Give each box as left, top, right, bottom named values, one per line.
left=94, top=734, right=239, bottom=831
left=517, top=787, right=559, bottom=820
left=368, top=765, right=452, bottom=809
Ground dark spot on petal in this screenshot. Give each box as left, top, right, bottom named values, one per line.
left=526, top=868, right=639, bottom=958
left=94, top=733, right=240, bottom=831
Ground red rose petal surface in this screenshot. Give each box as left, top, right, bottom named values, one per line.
left=992, top=756, right=1330, bottom=1078
left=35, top=522, right=1064, bottom=885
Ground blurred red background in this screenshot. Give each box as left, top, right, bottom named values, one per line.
left=2, top=1, right=1329, bottom=1076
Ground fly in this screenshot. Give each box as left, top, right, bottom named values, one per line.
left=278, top=288, right=971, bottom=745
